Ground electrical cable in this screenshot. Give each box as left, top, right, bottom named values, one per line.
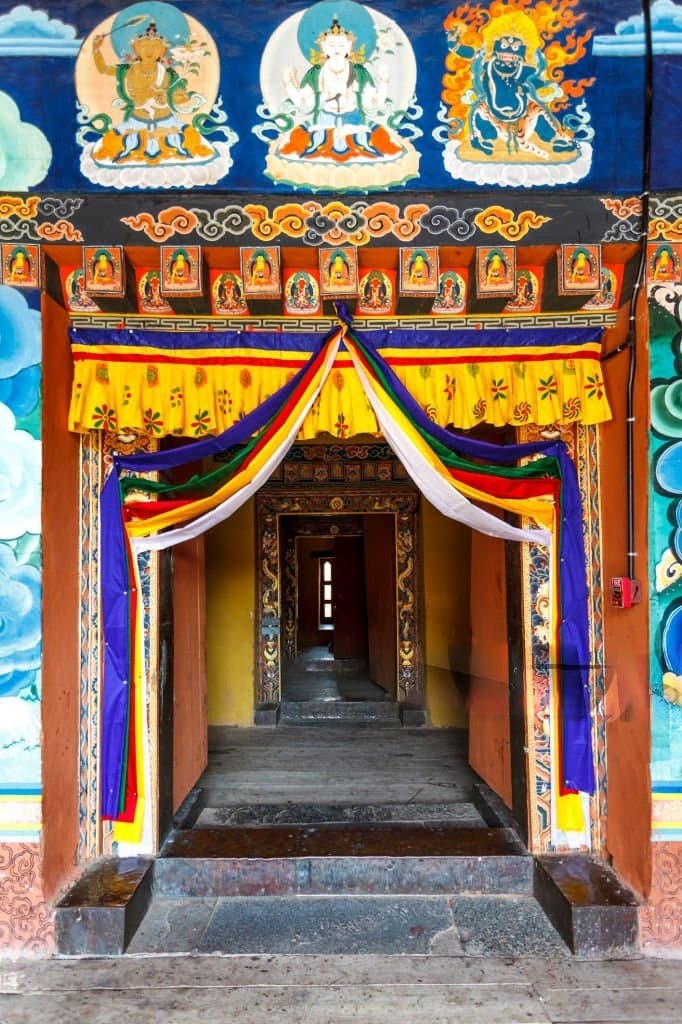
left=600, top=1, right=653, bottom=581
left=625, top=0, right=653, bottom=580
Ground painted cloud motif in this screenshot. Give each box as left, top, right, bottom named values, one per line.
left=0, top=542, right=41, bottom=698
left=0, top=403, right=40, bottom=539
left=594, top=0, right=682, bottom=55
left=0, top=287, right=40, bottom=423
left=0, top=694, right=39, bottom=749
left=0, top=91, right=51, bottom=190
left=0, top=286, right=40, bottom=380
left=0, top=4, right=80, bottom=56
left=0, top=365, right=40, bottom=422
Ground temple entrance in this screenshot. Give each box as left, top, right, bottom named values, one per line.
left=198, top=438, right=521, bottom=812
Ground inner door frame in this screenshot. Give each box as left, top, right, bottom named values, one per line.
left=255, top=487, right=422, bottom=720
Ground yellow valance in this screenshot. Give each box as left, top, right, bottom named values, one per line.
left=68, top=326, right=611, bottom=438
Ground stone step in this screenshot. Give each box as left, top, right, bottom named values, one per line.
left=154, top=824, right=533, bottom=898
left=295, top=657, right=369, bottom=674
left=54, top=833, right=641, bottom=958
left=194, top=801, right=486, bottom=829
left=125, top=892, right=572, bottom=957
left=534, top=854, right=640, bottom=959
left=279, top=699, right=401, bottom=725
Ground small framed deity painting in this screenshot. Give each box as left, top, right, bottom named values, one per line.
left=83, top=245, right=125, bottom=297
left=475, top=246, right=516, bottom=298
left=647, top=243, right=682, bottom=284
left=210, top=269, right=249, bottom=316
left=503, top=266, right=543, bottom=314
left=136, top=268, right=174, bottom=315
left=160, top=245, right=203, bottom=296
left=283, top=268, right=321, bottom=317
left=240, top=246, right=282, bottom=298
left=1, top=244, right=40, bottom=288
left=558, top=243, right=601, bottom=295
left=61, top=266, right=101, bottom=313
left=357, top=269, right=396, bottom=316
left=431, top=269, right=468, bottom=316
left=582, top=263, right=625, bottom=312
left=399, top=247, right=439, bottom=296
left=318, top=247, right=359, bottom=299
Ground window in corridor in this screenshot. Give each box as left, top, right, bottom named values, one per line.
left=319, top=556, right=334, bottom=626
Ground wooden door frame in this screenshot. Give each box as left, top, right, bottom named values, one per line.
left=281, top=515, right=365, bottom=658
left=255, top=487, right=423, bottom=722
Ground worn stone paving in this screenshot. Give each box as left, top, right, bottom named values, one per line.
left=0, top=954, right=679, bottom=1023
left=126, top=893, right=570, bottom=957
left=195, top=800, right=486, bottom=828
left=201, top=724, right=477, bottom=807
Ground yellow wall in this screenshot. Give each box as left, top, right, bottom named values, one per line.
left=205, top=499, right=255, bottom=726
left=420, top=499, right=471, bottom=727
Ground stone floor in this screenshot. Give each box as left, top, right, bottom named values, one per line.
left=1, top=954, right=680, bottom=1023
left=282, top=644, right=391, bottom=702
left=126, top=892, right=570, bottom=957
left=200, top=722, right=481, bottom=807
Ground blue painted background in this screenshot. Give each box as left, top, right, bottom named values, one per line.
left=0, top=0, right=673, bottom=194
left=0, top=286, right=42, bottom=808
left=649, top=293, right=682, bottom=838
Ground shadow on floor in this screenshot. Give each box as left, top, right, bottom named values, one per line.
left=282, top=644, right=389, bottom=702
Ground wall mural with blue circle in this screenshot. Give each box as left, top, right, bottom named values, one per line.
left=0, top=1, right=676, bottom=194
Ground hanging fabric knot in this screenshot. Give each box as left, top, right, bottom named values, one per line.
left=334, top=301, right=354, bottom=328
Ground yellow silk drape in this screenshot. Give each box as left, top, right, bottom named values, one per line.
left=69, top=342, right=610, bottom=437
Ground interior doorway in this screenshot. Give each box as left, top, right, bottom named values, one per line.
left=280, top=514, right=398, bottom=705
left=255, top=486, right=423, bottom=721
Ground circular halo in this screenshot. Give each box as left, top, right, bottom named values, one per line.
left=297, top=1, right=377, bottom=60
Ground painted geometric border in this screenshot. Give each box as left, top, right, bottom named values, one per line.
left=518, top=423, right=604, bottom=854
left=78, top=431, right=102, bottom=862
left=78, top=430, right=158, bottom=861
left=577, top=422, right=607, bottom=853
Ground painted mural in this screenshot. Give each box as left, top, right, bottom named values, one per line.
left=0, top=286, right=42, bottom=842
left=649, top=283, right=682, bottom=842
left=0, top=1, right=675, bottom=193
left=74, top=2, right=237, bottom=189
left=254, top=0, right=421, bottom=192
left=435, top=2, right=594, bottom=187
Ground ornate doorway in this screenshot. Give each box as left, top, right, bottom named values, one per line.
left=254, top=442, right=423, bottom=721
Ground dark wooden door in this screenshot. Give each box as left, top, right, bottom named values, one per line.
left=333, top=535, right=368, bottom=659
left=363, top=515, right=397, bottom=696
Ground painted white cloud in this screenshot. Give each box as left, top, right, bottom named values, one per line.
left=0, top=92, right=51, bottom=190
left=0, top=542, right=41, bottom=699
left=0, top=694, right=40, bottom=748
left=0, top=4, right=80, bottom=56
left=0, top=403, right=40, bottom=539
left=594, top=0, right=682, bottom=55
left=0, top=285, right=40, bottom=380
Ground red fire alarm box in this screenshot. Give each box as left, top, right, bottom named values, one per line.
left=611, top=577, right=641, bottom=608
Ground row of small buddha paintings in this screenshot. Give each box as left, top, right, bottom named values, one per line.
left=72, top=243, right=610, bottom=301
left=60, top=258, right=628, bottom=317
left=7, top=241, right=682, bottom=298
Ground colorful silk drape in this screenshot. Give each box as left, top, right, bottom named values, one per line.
left=97, top=315, right=596, bottom=843
left=69, top=324, right=611, bottom=438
